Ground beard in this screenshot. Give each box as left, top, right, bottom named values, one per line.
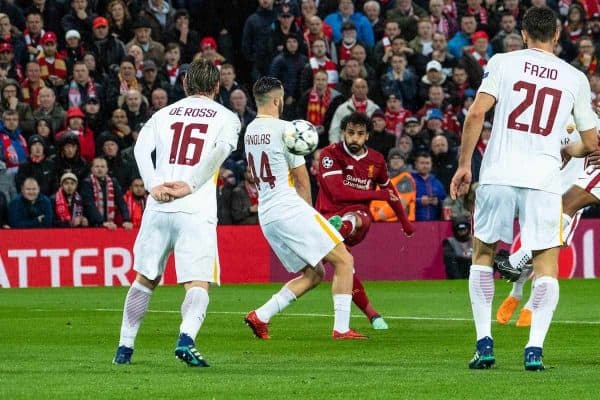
left=346, top=142, right=361, bottom=154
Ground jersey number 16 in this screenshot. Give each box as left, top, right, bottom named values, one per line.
left=168, top=122, right=207, bottom=165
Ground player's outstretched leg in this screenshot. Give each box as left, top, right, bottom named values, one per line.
left=493, top=249, right=526, bottom=282
left=352, top=275, right=388, bottom=330
left=325, top=244, right=367, bottom=340
left=516, top=278, right=535, bottom=327
left=175, top=284, right=210, bottom=367
left=113, top=277, right=155, bottom=364
left=245, top=265, right=323, bottom=339
left=496, top=263, right=532, bottom=324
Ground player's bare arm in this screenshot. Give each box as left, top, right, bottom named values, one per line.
left=451, top=92, right=496, bottom=199
left=292, top=164, right=312, bottom=204
left=561, top=127, right=599, bottom=159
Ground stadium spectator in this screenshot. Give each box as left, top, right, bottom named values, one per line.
left=380, top=53, right=418, bottom=111
left=81, top=156, right=131, bottom=229
left=363, top=1, right=384, bottom=42
left=297, top=69, right=342, bottom=148
left=33, top=118, right=55, bottom=157
left=126, top=18, right=165, bottom=67
left=329, top=77, right=380, bottom=143
left=366, top=109, right=395, bottom=158
left=121, top=176, right=146, bottom=228
left=61, top=61, right=104, bottom=110
left=90, top=16, right=126, bottom=76
left=417, top=61, right=450, bottom=107
left=397, top=134, right=414, bottom=167
left=351, top=43, right=380, bottom=99
left=8, top=176, right=52, bottom=227
left=370, top=147, right=416, bottom=222
left=62, top=30, right=86, bottom=76
left=217, top=64, right=240, bottom=110
left=51, top=171, right=88, bottom=227
left=119, top=121, right=143, bottom=166
left=120, top=88, right=148, bottom=132
left=335, top=21, right=363, bottom=67
left=54, top=135, right=88, bottom=186
left=0, top=159, right=16, bottom=201
left=56, top=107, right=95, bottom=162
left=325, top=0, right=374, bottom=48
left=0, top=81, right=34, bottom=135
left=138, top=0, right=174, bottom=44
left=229, top=88, right=256, bottom=163
left=163, top=9, right=199, bottom=64
left=385, top=0, right=428, bottom=42
left=409, top=18, right=434, bottom=58
left=32, top=87, right=65, bottom=134
left=447, top=14, right=478, bottom=58
left=431, top=134, right=457, bottom=193
left=231, top=165, right=259, bottom=225
left=299, top=38, right=338, bottom=95
left=242, top=0, right=277, bottom=80
left=412, top=152, right=446, bottom=221
left=335, top=57, right=367, bottom=99
left=268, top=3, right=303, bottom=61
left=0, top=109, right=27, bottom=171
left=37, top=31, right=66, bottom=88
left=98, top=133, right=133, bottom=189
left=503, top=32, right=524, bottom=53
left=0, top=188, right=7, bottom=227
left=148, top=87, right=168, bottom=116
left=383, top=93, right=412, bottom=137
left=0, top=41, right=24, bottom=83
left=23, top=10, right=44, bottom=63
left=194, top=37, right=227, bottom=68
left=403, top=115, right=427, bottom=154
left=586, top=12, right=600, bottom=46
left=106, top=0, right=134, bottom=44
left=82, top=96, right=104, bottom=136
left=101, top=108, right=133, bottom=149
left=82, top=52, right=108, bottom=87
left=470, top=120, right=491, bottom=183
left=564, top=3, right=586, bottom=43
left=269, top=34, right=308, bottom=120
left=139, top=59, right=168, bottom=100
left=491, top=12, right=519, bottom=54
left=16, top=134, right=56, bottom=196
left=302, top=15, right=335, bottom=59
left=373, top=20, right=400, bottom=73
left=442, top=216, right=472, bottom=279
left=216, top=168, right=236, bottom=225
left=21, top=61, right=47, bottom=110
left=447, top=65, right=474, bottom=109
left=571, top=36, right=598, bottom=75
left=127, top=44, right=145, bottom=78
left=428, top=0, right=458, bottom=39
left=61, top=0, right=95, bottom=45
left=428, top=32, right=458, bottom=77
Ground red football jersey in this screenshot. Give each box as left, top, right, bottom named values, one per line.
left=316, top=142, right=390, bottom=216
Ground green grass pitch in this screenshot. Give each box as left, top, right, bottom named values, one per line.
left=2, top=280, right=600, bottom=399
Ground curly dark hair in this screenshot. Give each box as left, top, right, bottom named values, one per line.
left=183, top=59, right=220, bottom=96
left=340, top=112, right=373, bottom=134
left=522, top=6, right=558, bottom=43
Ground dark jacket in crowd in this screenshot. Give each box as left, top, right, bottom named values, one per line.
left=8, top=193, right=53, bottom=228
left=16, top=157, right=57, bottom=196
left=80, top=175, right=130, bottom=226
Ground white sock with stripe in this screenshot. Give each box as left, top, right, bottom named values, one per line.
left=119, top=280, right=153, bottom=348
left=333, top=293, right=352, bottom=333
left=509, top=248, right=532, bottom=271
left=179, top=287, right=210, bottom=341
left=255, top=286, right=296, bottom=323
left=526, top=276, right=559, bottom=348
left=469, top=265, right=494, bottom=340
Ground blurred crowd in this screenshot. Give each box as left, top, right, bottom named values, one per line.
left=1, top=0, right=600, bottom=229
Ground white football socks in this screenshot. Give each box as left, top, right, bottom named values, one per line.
left=469, top=265, right=494, bottom=340
left=522, top=278, right=536, bottom=311
left=526, top=276, right=559, bottom=348
left=509, top=248, right=532, bottom=271
left=509, top=268, right=530, bottom=300
left=255, top=286, right=296, bottom=323
left=179, top=287, right=209, bottom=341
left=119, top=280, right=153, bottom=348
left=333, top=293, right=352, bottom=333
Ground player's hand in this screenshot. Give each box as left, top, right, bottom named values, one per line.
left=587, top=149, right=600, bottom=169
left=560, top=146, right=572, bottom=169
left=150, top=185, right=174, bottom=203
left=450, top=166, right=472, bottom=200
left=162, top=181, right=192, bottom=198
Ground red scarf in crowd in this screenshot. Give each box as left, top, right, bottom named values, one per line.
left=68, top=78, right=98, bottom=108
left=21, top=79, right=45, bottom=109
left=166, top=64, right=179, bottom=86
left=23, top=28, right=44, bottom=58
left=468, top=6, right=488, bottom=25
left=385, top=108, right=411, bottom=136
left=123, top=190, right=146, bottom=228
left=37, top=55, right=68, bottom=80
left=469, top=48, right=488, bottom=66
left=431, top=15, right=450, bottom=37
left=338, top=41, right=355, bottom=64
left=244, top=180, right=259, bottom=206
left=0, top=133, right=27, bottom=169
left=54, top=188, right=83, bottom=225
left=309, top=57, right=338, bottom=88
left=352, top=96, right=367, bottom=113
left=91, top=175, right=116, bottom=222
left=578, top=54, right=598, bottom=75
left=306, top=88, right=332, bottom=126
left=443, top=0, right=457, bottom=20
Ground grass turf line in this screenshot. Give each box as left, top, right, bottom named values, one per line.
left=2, top=280, right=600, bottom=399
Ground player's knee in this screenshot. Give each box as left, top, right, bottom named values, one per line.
left=136, top=273, right=160, bottom=290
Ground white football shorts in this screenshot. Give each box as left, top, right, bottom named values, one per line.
left=474, top=184, right=563, bottom=251
left=261, top=202, right=343, bottom=273
left=133, top=210, right=220, bottom=284
left=574, top=167, right=600, bottom=200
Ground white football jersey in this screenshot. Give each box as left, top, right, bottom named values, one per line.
left=244, top=116, right=306, bottom=225
left=135, top=95, right=241, bottom=215
left=559, top=118, right=584, bottom=193
left=478, top=48, right=597, bottom=194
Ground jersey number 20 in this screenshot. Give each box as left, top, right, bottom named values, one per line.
left=507, top=81, right=562, bottom=136
left=168, top=122, right=207, bottom=165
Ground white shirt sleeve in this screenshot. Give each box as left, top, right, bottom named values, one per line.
left=218, top=111, right=242, bottom=149
left=573, top=71, right=598, bottom=132
left=134, top=115, right=162, bottom=190
left=477, top=54, right=501, bottom=100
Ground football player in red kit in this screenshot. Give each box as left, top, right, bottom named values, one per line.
left=316, top=112, right=415, bottom=329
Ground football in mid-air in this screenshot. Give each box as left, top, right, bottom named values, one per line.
left=284, top=119, right=319, bottom=156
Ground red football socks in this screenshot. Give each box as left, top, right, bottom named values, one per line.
left=351, top=275, right=380, bottom=321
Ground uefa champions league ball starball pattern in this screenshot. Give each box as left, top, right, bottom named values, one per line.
left=284, top=120, right=319, bottom=156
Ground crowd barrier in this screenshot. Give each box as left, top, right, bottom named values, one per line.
left=1, top=220, right=599, bottom=288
